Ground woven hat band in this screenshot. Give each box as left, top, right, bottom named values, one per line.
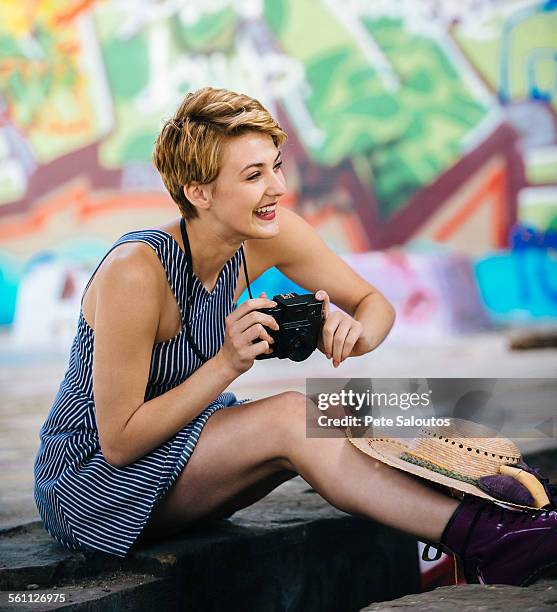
left=400, top=452, right=477, bottom=484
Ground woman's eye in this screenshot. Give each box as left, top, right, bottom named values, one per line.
left=247, top=162, right=281, bottom=181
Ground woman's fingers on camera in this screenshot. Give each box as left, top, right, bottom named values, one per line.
left=332, top=318, right=352, bottom=366
left=250, top=339, right=271, bottom=358
left=249, top=297, right=277, bottom=310
left=320, top=313, right=338, bottom=358
left=319, top=313, right=363, bottom=367
left=236, top=310, right=279, bottom=333
left=244, top=322, right=274, bottom=345
left=222, top=307, right=277, bottom=373
left=341, top=324, right=363, bottom=362
left=315, top=290, right=330, bottom=320
left=232, top=297, right=276, bottom=321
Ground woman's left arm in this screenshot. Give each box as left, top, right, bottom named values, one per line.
left=262, top=208, right=396, bottom=368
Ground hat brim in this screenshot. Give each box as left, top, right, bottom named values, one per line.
left=345, top=428, right=539, bottom=510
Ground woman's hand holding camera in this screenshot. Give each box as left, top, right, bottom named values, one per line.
left=216, top=293, right=279, bottom=377
left=315, top=290, right=366, bottom=368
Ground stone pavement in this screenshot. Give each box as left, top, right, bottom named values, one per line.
left=360, top=580, right=557, bottom=611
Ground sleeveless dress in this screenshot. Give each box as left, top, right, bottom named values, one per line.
left=34, top=228, right=246, bottom=558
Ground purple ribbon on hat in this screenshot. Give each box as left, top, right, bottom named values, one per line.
left=477, top=460, right=557, bottom=508
left=516, top=460, right=557, bottom=507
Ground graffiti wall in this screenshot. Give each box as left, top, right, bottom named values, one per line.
left=1, top=0, right=556, bottom=342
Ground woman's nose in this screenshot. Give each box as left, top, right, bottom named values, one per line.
left=267, top=171, right=286, bottom=197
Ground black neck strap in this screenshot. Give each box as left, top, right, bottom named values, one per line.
left=180, top=217, right=253, bottom=363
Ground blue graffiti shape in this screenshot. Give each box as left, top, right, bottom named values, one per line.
left=510, top=223, right=557, bottom=302
left=527, top=49, right=557, bottom=102
left=498, top=1, right=557, bottom=104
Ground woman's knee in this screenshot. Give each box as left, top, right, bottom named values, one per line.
left=188, top=392, right=306, bottom=475
left=267, top=391, right=316, bottom=458
left=268, top=391, right=310, bottom=425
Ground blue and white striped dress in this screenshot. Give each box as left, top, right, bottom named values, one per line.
left=34, top=228, right=245, bottom=557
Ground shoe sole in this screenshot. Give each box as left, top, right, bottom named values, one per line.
left=520, top=560, right=557, bottom=587
left=465, top=559, right=557, bottom=587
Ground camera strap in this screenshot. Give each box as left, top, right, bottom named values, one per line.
left=180, top=217, right=253, bottom=363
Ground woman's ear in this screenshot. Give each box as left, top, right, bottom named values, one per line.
left=183, top=183, right=212, bottom=212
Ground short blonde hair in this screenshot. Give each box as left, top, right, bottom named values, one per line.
left=153, top=87, right=287, bottom=219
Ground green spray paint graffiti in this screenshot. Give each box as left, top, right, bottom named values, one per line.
left=0, top=0, right=556, bottom=327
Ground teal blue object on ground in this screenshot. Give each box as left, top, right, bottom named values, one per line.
left=0, top=251, right=24, bottom=326
left=237, top=267, right=306, bottom=305
left=474, top=249, right=557, bottom=323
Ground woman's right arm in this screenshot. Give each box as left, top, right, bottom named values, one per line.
left=93, top=246, right=278, bottom=468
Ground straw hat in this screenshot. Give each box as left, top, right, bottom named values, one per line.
left=345, top=418, right=548, bottom=510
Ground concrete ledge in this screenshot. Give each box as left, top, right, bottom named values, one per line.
left=0, top=478, right=420, bottom=611
left=360, top=579, right=557, bottom=611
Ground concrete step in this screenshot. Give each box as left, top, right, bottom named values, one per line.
left=0, top=573, right=169, bottom=612
left=360, top=579, right=557, bottom=611
left=0, top=478, right=421, bottom=611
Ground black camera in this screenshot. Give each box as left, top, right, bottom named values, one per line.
left=255, top=293, right=324, bottom=362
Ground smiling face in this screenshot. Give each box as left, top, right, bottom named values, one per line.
left=200, top=131, right=286, bottom=240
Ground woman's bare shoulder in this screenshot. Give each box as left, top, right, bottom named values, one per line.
left=97, top=241, right=166, bottom=288
left=82, top=241, right=167, bottom=330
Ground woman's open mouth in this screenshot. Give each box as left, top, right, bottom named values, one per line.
left=254, top=203, right=277, bottom=221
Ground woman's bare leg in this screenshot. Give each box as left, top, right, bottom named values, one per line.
left=142, top=392, right=458, bottom=543
left=140, top=469, right=297, bottom=541
left=282, top=395, right=459, bottom=542
left=141, top=393, right=300, bottom=538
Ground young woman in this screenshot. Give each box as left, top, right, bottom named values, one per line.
left=34, top=87, right=556, bottom=587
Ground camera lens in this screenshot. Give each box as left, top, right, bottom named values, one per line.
left=288, top=332, right=314, bottom=362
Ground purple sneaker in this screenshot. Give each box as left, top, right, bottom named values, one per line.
left=437, top=496, right=557, bottom=586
